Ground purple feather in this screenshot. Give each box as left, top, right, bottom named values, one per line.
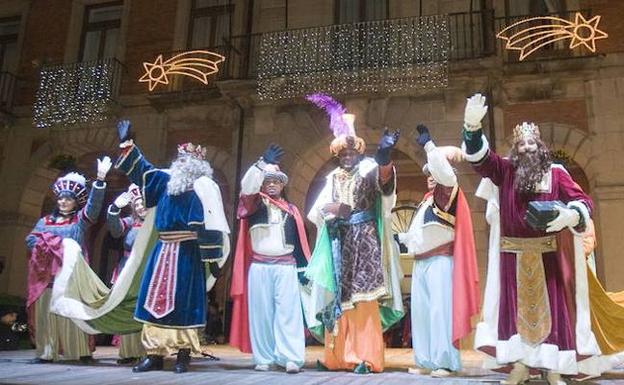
left=305, top=93, right=351, bottom=137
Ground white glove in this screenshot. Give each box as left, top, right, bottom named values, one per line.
left=438, top=145, right=464, bottom=163
left=113, top=192, right=130, bottom=209
left=97, top=156, right=112, bottom=180
left=464, top=93, right=488, bottom=131
left=546, top=206, right=580, bottom=233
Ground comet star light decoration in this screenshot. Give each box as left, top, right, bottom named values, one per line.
left=497, top=12, right=608, bottom=61
left=139, top=50, right=226, bottom=91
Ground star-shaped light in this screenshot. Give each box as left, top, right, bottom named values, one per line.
left=567, top=13, right=608, bottom=52
left=139, top=55, right=171, bottom=91
left=497, top=11, right=609, bottom=61
left=138, top=50, right=225, bottom=92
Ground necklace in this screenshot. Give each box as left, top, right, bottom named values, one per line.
left=334, top=167, right=359, bottom=208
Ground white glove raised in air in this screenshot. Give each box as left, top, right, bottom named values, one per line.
left=97, top=156, right=112, bottom=181
left=546, top=206, right=580, bottom=233
left=113, top=192, right=131, bottom=209
left=464, top=93, right=488, bottom=131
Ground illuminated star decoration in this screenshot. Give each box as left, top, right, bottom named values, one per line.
left=497, top=12, right=608, bottom=61
left=139, top=50, right=226, bottom=91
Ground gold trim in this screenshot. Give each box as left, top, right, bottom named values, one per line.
left=340, top=286, right=388, bottom=311
left=500, top=235, right=557, bottom=254
left=432, top=206, right=456, bottom=226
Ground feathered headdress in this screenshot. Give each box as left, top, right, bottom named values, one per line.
left=305, top=93, right=365, bottom=155
left=52, top=172, right=88, bottom=206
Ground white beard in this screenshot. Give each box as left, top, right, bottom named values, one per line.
left=166, top=156, right=213, bottom=196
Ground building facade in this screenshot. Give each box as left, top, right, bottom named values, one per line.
left=1, top=0, right=623, bottom=319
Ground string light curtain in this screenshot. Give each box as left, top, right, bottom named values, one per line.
left=257, top=15, right=450, bottom=100
left=33, top=58, right=122, bottom=128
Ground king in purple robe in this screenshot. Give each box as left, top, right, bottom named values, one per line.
left=461, top=93, right=623, bottom=384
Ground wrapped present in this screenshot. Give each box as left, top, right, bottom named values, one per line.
left=525, top=200, right=566, bottom=231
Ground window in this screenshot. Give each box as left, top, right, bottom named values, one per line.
left=0, top=16, right=20, bottom=72
left=506, top=0, right=564, bottom=17
left=336, top=0, right=388, bottom=24
left=79, top=2, right=123, bottom=62
left=188, top=0, right=233, bottom=49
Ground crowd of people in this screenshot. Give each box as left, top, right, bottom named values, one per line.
left=19, top=93, right=624, bottom=384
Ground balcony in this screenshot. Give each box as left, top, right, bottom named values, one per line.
left=147, top=11, right=494, bottom=102
left=145, top=34, right=262, bottom=101
left=33, top=58, right=124, bottom=128
left=495, top=9, right=597, bottom=63
left=145, top=8, right=602, bottom=102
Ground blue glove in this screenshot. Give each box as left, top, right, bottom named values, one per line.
left=297, top=271, right=309, bottom=286
left=262, top=143, right=285, bottom=165
left=415, top=124, right=431, bottom=147
left=116, top=120, right=133, bottom=143
left=375, top=128, right=400, bottom=165
left=208, top=262, right=221, bottom=278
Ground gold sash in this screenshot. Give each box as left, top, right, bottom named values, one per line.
left=501, top=235, right=557, bottom=346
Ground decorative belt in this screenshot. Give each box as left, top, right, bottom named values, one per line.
left=348, top=210, right=374, bottom=224
left=413, top=241, right=454, bottom=260
left=501, top=235, right=557, bottom=347
left=500, top=235, right=557, bottom=254
left=159, top=231, right=197, bottom=243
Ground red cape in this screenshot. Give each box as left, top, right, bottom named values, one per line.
left=229, top=193, right=311, bottom=353
left=451, top=189, right=481, bottom=348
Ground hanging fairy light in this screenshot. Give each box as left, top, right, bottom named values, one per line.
left=33, top=59, right=121, bottom=128
left=257, top=15, right=450, bottom=100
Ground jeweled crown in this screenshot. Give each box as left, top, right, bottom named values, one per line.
left=513, top=122, right=540, bottom=142
left=177, top=142, right=207, bottom=160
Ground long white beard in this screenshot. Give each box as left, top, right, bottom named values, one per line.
left=166, top=156, right=213, bottom=196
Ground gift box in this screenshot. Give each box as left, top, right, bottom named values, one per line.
left=525, top=200, right=566, bottom=231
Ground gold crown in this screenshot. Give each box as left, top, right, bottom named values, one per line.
left=513, top=122, right=540, bottom=142
left=177, top=142, right=207, bottom=160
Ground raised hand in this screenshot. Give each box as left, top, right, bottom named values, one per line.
left=262, top=143, right=285, bottom=165
left=464, top=93, right=488, bottom=130
left=378, top=128, right=401, bottom=150
left=116, top=120, right=132, bottom=143
left=415, top=124, right=431, bottom=147
left=96, top=156, right=112, bottom=181
left=113, top=192, right=131, bottom=209
left=375, top=128, right=400, bottom=166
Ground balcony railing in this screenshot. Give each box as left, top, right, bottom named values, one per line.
left=0, top=71, right=17, bottom=113
left=449, top=10, right=496, bottom=61
left=495, top=9, right=595, bottom=62
left=148, top=8, right=602, bottom=99
left=33, top=58, right=124, bottom=128
left=152, top=11, right=494, bottom=99
left=149, top=34, right=263, bottom=95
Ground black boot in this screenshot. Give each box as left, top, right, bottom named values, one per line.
left=117, top=357, right=139, bottom=365
left=173, top=349, right=191, bottom=374
left=79, top=356, right=95, bottom=365
left=132, top=355, right=164, bottom=372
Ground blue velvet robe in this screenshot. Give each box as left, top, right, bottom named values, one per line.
left=116, top=145, right=223, bottom=328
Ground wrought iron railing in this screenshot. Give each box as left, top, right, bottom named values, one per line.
left=449, top=9, right=496, bottom=61
left=151, top=10, right=495, bottom=98
left=494, top=9, right=595, bottom=62
left=33, top=57, right=124, bottom=128
left=0, top=71, right=17, bottom=113
left=152, top=34, right=263, bottom=94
